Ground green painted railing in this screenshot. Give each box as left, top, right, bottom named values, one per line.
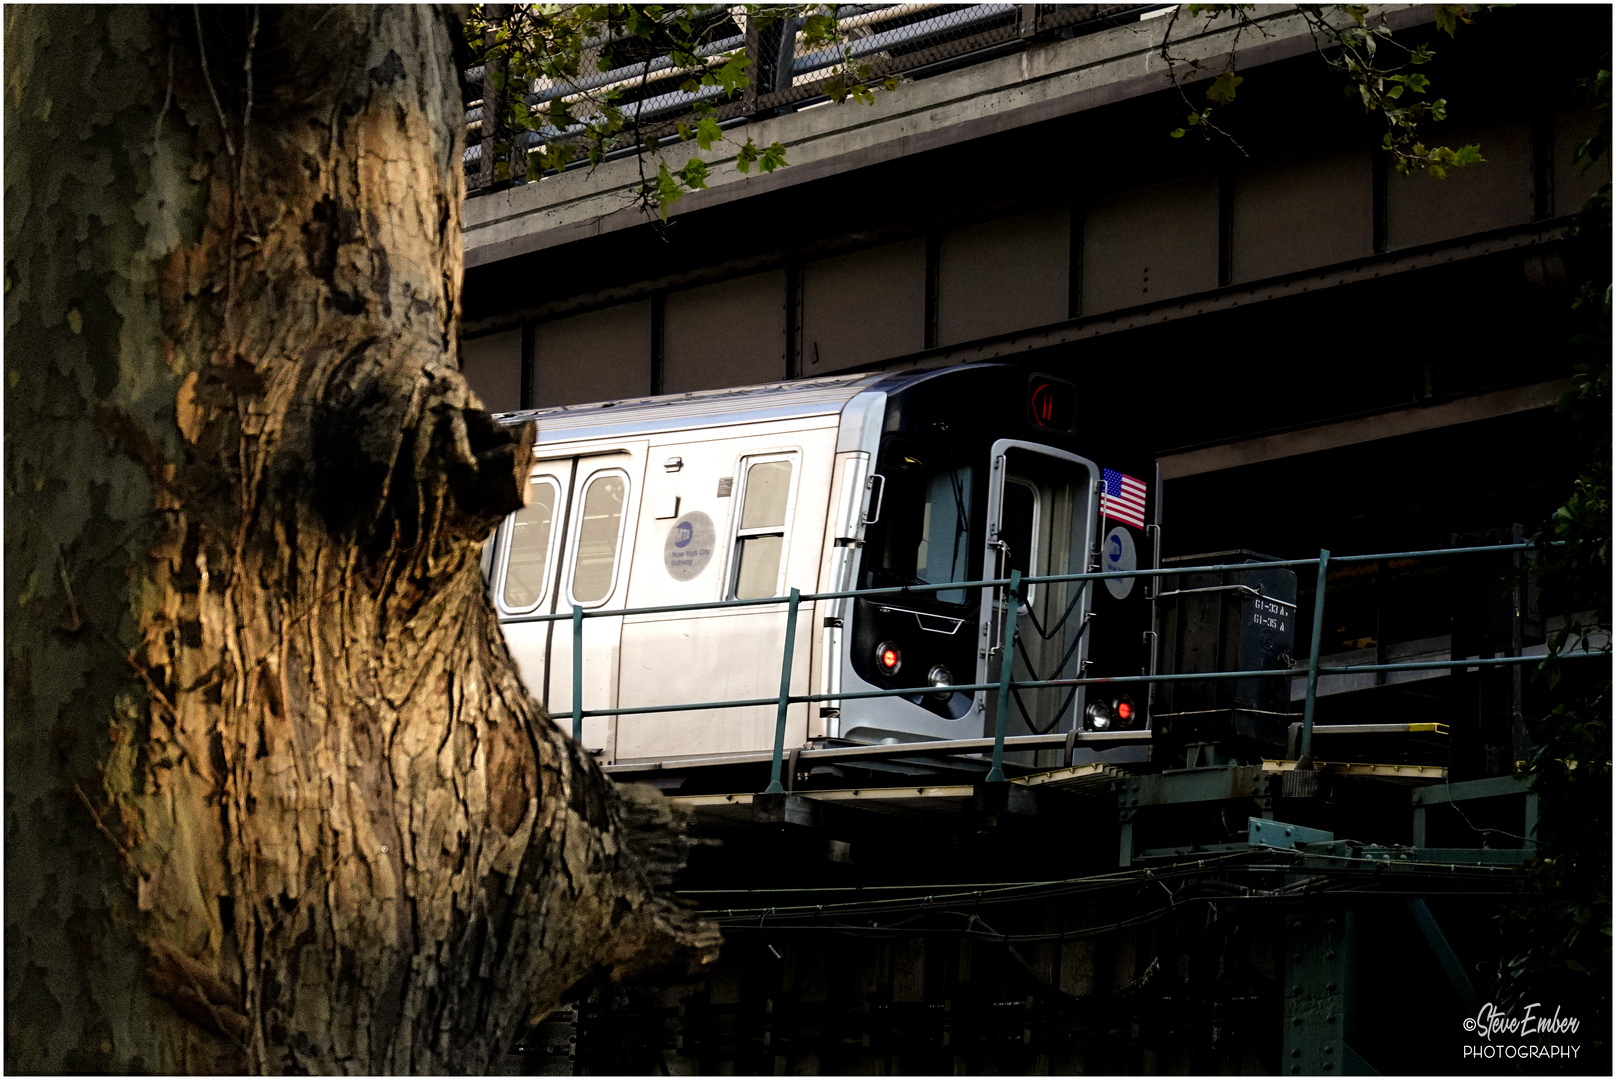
left=528, top=540, right=1602, bottom=786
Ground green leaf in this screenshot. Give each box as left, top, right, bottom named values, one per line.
left=1433, top=4, right=1471, bottom=37
left=655, top=161, right=683, bottom=221
left=1170, top=128, right=1187, bottom=139
left=1206, top=71, right=1244, bottom=105
left=679, top=157, right=711, bottom=191
left=696, top=116, right=723, bottom=150
left=760, top=141, right=788, bottom=172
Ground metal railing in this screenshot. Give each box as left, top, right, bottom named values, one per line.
left=466, top=4, right=1161, bottom=193
left=506, top=541, right=1605, bottom=790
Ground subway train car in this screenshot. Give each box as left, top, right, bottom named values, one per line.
left=485, top=364, right=1159, bottom=767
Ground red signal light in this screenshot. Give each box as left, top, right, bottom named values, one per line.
left=875, top=641, right=902, bottom=674
left=1117, top=701, right=1132, bottom=721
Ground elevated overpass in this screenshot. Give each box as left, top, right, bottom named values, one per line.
left=458, top=2, right=1606, bottom=564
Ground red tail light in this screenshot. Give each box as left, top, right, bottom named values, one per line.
left=876, top=641, right=902, bottom=675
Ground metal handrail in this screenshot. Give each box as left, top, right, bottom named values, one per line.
left=531, top=540, right=1599, bottom=784
left=571, top=653, right=1588, bottom=719
left=511, top=542, right=1546, bottom=626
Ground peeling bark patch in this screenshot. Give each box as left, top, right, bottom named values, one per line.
left=369, top=49, right=406, bottom=88
left=484, top=724, right=531, bottom=837
left=93, top=403, right=172, bottom=489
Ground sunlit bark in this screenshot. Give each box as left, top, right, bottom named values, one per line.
left=4, top=6, right=717, bottom=1072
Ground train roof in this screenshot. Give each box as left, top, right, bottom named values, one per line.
left=491, top=363, right=1009, bottom=445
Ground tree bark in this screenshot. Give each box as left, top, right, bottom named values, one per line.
left=4, top=6, right=718, bottom=1072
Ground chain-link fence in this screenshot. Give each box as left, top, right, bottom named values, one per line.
left=466, top=4, right=1161, bottom=195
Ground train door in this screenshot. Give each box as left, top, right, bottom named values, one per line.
left=494, top=446, right=645, bottom=758
left=978, top=441, right=1100, bottom=749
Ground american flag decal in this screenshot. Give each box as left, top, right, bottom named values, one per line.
left=1102, top=469, right=1147, bottom=529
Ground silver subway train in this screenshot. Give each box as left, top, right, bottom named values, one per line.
left=485, top=364, right=1161, bottom=767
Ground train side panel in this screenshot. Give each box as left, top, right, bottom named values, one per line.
left=615, top=418, right=840, bottom=761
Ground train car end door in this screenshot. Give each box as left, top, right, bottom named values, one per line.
left=979, top=440, right=1100, bottom=764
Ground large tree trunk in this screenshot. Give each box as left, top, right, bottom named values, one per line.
left=4, top=6, right=718, bottom=1072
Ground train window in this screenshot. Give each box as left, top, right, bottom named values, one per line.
left=569, top=471, right=628, bottom=606
left=501, top=474, right=561, bottom=612
left=864, top=447, right=976, bottom=606
left=730, top=455, right=796, bottom=599
left=914, top=465, right=974, bottom=604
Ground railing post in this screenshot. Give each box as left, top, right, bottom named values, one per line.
left=986, top=570, right=1022, bottom=784
left=743, top=12, right=761, bottom=115
left=1298, top=549, right=1331, bottom=768
left=571, top=604, right=584, bottom=743
left=476, top=4, right=507, bottom=191
left=765, top=588, right=802, bottom=794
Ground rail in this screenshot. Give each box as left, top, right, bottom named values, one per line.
left=515, top=541, right=1604, bottom=787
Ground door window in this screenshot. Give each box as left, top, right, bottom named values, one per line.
left=569, top=471, right=628, bottom=606
left=500, top=475, right=561, bottom=612
left=731, top=455, right=796, bottom=599
left=999, top=476, right=1042, bottom=603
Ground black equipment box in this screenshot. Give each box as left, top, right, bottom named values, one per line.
left=1153, top=550, right=1297, bottom=755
